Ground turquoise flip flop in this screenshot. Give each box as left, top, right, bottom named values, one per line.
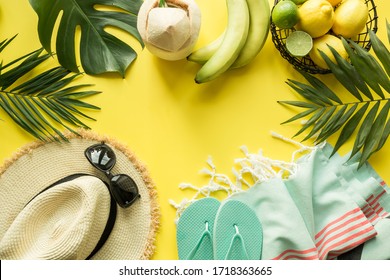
left=213, top=199, right=263, bottom=260
left=176, top=197, right=220, bottom=260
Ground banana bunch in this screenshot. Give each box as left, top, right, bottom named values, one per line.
left=188, top=0, right=270, bottom=84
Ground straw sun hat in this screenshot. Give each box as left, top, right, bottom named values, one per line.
left=0, top=130, right=159, bottom=260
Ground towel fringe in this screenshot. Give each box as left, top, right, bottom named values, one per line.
left=171, top=132, right=325, bottom=223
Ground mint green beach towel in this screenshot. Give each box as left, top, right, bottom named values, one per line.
left=174, top=140, right=390, bottom=260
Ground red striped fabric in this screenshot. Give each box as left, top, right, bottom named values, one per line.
left=272, top=247, right=319, bottom=260
left=314, top=208, right=377, bottom=260
left=269, top=182, right=389, bottom=260
left=366, top=189, right=389, bottom=219
left=315, top=208, right=360, bottom=240
left=356, top=204, right=380, bottom=225
left=319, top=223, right=376, bottom=259
left=368, top=190, right=386, bottom=205
left=326, top=231, right=377, bottom=259
left=316, top=217, right=369, bottom=249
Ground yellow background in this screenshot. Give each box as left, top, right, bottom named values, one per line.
left=0, top=0, right=389, bottom=260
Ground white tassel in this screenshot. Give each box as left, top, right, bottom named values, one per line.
left=171, top=132, right=319, bottom=222
left=199, top=168, right=213, bottom=175
left=206, top=156, right=216, bottom=169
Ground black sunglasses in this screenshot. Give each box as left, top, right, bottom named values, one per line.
left=84, top=143, right=140, bottom=208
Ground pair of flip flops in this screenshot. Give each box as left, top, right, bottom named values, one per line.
left=176, top=198, right=263, bottom=260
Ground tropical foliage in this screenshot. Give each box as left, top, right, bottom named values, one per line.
left=0, top=36, right=100, bottom=141
left=28, top=0, right=144, bottom=76
left=279, top=22, right=390, bottom=168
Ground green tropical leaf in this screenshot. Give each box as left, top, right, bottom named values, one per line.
left=343, top=38, right=390, bottom=98
left=278, top=100, right=319, bottom=109
left=287, top=79, right=333, bottom=106
left=316, top=104, right=357, bottom=144
left=319, top=47, right=365, bottom=101
left=280, top=107, right=318, bottom=124
left=0, top=49, right=51, bottom=90
left=369, top=30, right=390, bottom=77
left=298, top=70, right=343, bottom=104
left=0, top=36, right=100, bottom=141
left=349, top=101, right=380, bottom=159
left=387, top=20, right=390, bottom=43
left=279, top=21, right=390, bottom=167
left=330, top=102, right=369, bottom=157
left=293, top=107, right=326, bottom=138
left=359, top=100, right=390, bottom=167
left=375, top=118, right=390, bottom=154
left=315, top=104, right=348, bottom=143
left=302, top=106, right=336, bottom=141
left=28, top=0, right=144, bottom=76
left=286, top=80, right=328, bottom=106
left=0, top=35, right=18, bottom=53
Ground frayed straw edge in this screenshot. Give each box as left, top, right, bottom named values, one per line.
left=0, top=128, right=160, bottom=260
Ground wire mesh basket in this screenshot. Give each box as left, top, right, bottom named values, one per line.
left=270, top=0, right=378, bottom=74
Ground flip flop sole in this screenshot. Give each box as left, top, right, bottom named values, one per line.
left=176, top=197, right=220, bottom=260
left=214, top=199, right=263, bottom=260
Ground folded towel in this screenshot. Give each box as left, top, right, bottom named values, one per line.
left=173, top=139, right=390, bottom=260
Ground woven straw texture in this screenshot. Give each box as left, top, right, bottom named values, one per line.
left=0, top=129, right=159, bottom=260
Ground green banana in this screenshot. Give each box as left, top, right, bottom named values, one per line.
left=231, top=0, right=270, bottom=68
left=195, top=0, right=250, bottom=83
left=187, top=32, right=225, bottom=64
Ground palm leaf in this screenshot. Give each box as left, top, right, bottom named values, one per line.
left=344, top=39, right=390, bottom=98
left=28, top=0, right=144, bottom=77
left=388, top=20, right=390, bottom=42
left=330, top=103, right=369, bottom=158
left=0, top=36, right=100, bottom=141
left=349, top=101, right=380, bottom=159
left=279, top=23, right=390, bottom=167
left=369, top=29, right=390, bottom=77
left=316, top=103, right=357, bottom=144
left=359, top=100, right=390, bottom=165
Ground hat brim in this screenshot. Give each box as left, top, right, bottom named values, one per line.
left=0, top=129, right=159, bottom=260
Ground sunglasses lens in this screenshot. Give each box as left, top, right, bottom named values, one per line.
left=85, top=144, right=116, bottom=171
left=110, top=175, right=140, bottom=208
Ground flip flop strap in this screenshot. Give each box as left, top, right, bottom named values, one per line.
left=224, top=227, right=249, bottom=260
left=186, top=223, right=213, bottom=260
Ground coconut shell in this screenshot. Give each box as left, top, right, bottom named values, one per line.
left=137, top=0, right=201, bottom=60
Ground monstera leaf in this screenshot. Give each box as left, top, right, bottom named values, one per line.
left=29, top=0, right=144, bottom=76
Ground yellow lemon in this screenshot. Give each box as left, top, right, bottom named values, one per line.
left=309, top=34, right=348, bottom=69
left=296, top=0, right=335, bottom=38
left=326, top=0, right=342, bottom=6
left=332, top=0, right=368, bottom=38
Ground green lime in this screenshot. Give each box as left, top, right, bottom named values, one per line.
left=289, top=0, right=307, bottom=5
left=272, top=1, right=299, bottom=29
left=286, top=31, right=313, bottom=57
